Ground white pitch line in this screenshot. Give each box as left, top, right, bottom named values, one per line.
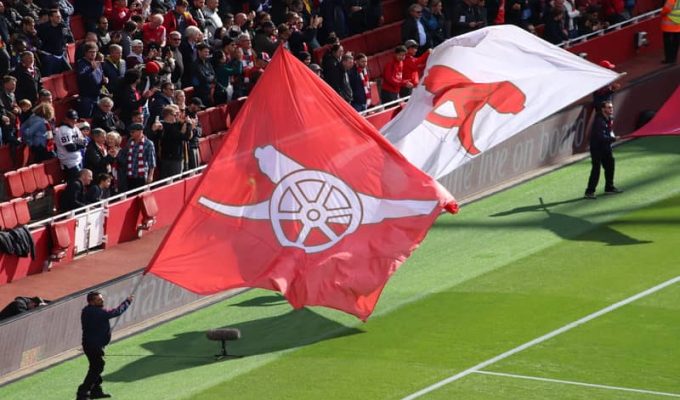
left=474, top=371, right=680, bottom=398
left=402, top=275, right=680, bottom=400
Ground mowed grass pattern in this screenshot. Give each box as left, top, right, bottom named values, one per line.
left=1, top=137, right=679, bottom=400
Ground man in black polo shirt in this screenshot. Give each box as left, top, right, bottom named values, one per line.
left=36, top=8, right=72, bottom=76
left=76, top=291, right=133, bottom=400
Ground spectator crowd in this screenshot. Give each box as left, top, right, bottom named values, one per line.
left=0, top=0, right=636, bottom=213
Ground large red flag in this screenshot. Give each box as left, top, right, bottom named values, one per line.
left=145, top=48, right=457, bottom=320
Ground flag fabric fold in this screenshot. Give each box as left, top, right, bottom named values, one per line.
left=629, top=85, right=680, bottom=137
left=145, top=47, right=457, bottom=320
left=381, top=25, right=620, bottom=179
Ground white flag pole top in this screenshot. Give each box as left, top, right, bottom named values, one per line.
left=381, top=25, right=620, bottom=179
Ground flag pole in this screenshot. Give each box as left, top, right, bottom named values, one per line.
left=110, top=272, right=146, bottom=332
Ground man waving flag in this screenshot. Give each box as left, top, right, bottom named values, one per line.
left=381, top=25, right=620, bottom=179
left=145, top=48, right=457, bottom=321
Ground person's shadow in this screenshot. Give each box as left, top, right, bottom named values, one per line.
left=489, top=197, right=652, bottom=246
left=105, top=307, right=363, bottom=382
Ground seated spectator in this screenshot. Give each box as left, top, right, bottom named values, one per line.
left=142, top=13, right=167, bottom=47
left=86, top=172, right=113, bottom=203
left=0, top=296, right=48, bottom=321
left=20, top=102, right=55, bottom=162
left=60, top=168, right=93, bottom=212
left=55, top=109, right=87, bottom=180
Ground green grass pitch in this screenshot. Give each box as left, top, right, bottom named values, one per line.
left=2, top=136, right=679, bottom=400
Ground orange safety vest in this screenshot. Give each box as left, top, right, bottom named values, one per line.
left=661, top=0, right=680, bottom=32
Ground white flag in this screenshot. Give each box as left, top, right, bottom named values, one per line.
left=381, top=25, right=619, bottom=179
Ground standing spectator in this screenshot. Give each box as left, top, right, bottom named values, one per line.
left=120, top=20, right=138, bottom=58
left=185, top=96, right=203, bottom=169
left=600, top=0, right=626, bottom=24
left=125, top=122, right=156, bottom=189
left=349, top=53, right=369, bottom=111
left=180, top=25, right=203, bottom=87
left=126, top=39, right=144, bottom=69
left=13, top=51, right=40, bottom=104
left=451, top=0, right=487, bottom=36
left=505, top=0, right=530, bottom=28
left=76, top=291, right=133, bottom=400
left=106, top=0, right=131, bottom=31
left=163, top=0, right=197, bottom=36
left=60, top=168, right=93, bottom=212
left=544, top=6, right=568, bottom=44
left=237, top=32, right=256, bottom=71
left=203, top=0, right=223, bottom=40
left=192, top=42, right=215, bottom=106
left=152, top=105, right=193, bottom=178
left=335, top=53, right=353, bottom=104
left=148, top=81, right=175, bottom=123
left=94, top=16, right=112, bottom=53
left=402, top=4, right=429, bottom=54
left=253, top=20, right=278, bottom=56
left=74, top=0, right=106, bottom=32
left=20, top=102, right=55, bottom=162
left=401, top=40, right=430, bottom=97
left=105, top=130, right=124, bottom=193
left=427, top=0, right=447, bottom=46
left=380, top=45, right=411, bottom=104
left=55, top=109, right=86, bottom=180
left=36, top=8, right=71, bottom=76
left=189, top=0, right=207, bottom=32
left=166, top=30, right=184, bottom=86
left=0, top=75, right=19, bottom=148
left=584, top=101, right=623, bottom=199
left=84, top=128, right=116, bottom=177
left=346, top=0, right=369, bottom=34
left=661, top=0, right=680, bottom=65
left=76, top=43, right=106, bottom=118
left=15, top=0, right=41, bottom=22
left=102, top=44, right=126, bottom=93
left=91, top=97, right=125, bottom=133
left=322, top=43, right=344, bottom=93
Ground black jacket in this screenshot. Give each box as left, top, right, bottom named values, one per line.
left=12, top=64, right=42, bottom=104
left=81, top=299, right=131, bottom=348
left=60, top=179, right=88, bottom=212
left=589, top=113, right=616, bottom=153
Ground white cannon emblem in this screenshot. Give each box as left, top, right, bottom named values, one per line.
left=198, top=145, right=438, bottom=254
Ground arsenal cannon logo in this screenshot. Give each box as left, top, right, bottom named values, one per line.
left=198, top=145, right=439, bottom=254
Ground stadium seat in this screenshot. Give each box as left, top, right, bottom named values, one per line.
left=49, top=219, right=72, bottom=264
left=70, top=15, right=86, bottom=41
left=4, top=170, right=25, bottom=199
left=367, top=55, right=382, bottom=80
left=198, top=137, right=213, bottom=164
left=369, top=81, right=381, bottom=107
left=0, top=145, right=13, bottom=172
left=15, top=144, right=30, bottom=168
left=51, top=183, right=67, bottom=214
left=382, top=0, right=405, bottom=24
left=197, top=109, right=213, bottom=136
left=18, top=167, right=37, bottom=195
left=365, top=22, right=402, bottom=55
left=12, top=198, right=31, bottom=225
left=66, top=43, right=76, bottom=65
left=49, top=72, right=70, bottom=100
left=44, top=158, right=64, bottom=185
left=341, top=34, right=369, bottom=55
left=31, top=163, right=50, bottom=191
left=209, top=107, right=228, bottom=134
left=137, top=191, right=159, bottom=237
left=0, top=201, right=18, bottom=229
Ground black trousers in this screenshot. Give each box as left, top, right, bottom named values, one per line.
left=77, top=346, right=105, bottom=396
left=586, top=150, right=615, bottom=194
left=663, top=32, right=680, bottom=63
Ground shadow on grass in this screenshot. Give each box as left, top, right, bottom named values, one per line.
left=231, top=294, right=287, bottom=307
left=104, top=308, right=363, bottom=382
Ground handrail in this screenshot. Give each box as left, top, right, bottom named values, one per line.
left=559, top=9, right=661, bottom=47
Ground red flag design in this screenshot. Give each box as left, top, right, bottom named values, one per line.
left=145, top=48, right=457, bottom=320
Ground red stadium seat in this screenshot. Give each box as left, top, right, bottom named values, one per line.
left=12, top=198, right=31, bottom=225
left=18, top=167, right=37, bottom=194
left=0, top=145, right=13, bottom=172
left=137, top=191, right=158, bottom=237
left=70, top=15, right=86, bottom=41
left=49, top=219, right=72, bottom=263
left=31, top=163, right=51, bottom=191
left=66, top=43, right=76, bottom=65
left=209, top=107, right=228, bottom=134
left=16, top=144, right=30, bottom=168
left=49, top=72, right=70, bottom=100
left=52, top=183, right=67, bottom=214
left=64, top=71, right=79, bottom=98
left=44, top=158, right=64, bottom=185
left=341, top=34, right=369, bottom=55
left=0, top=201, right=18, bottom=229
left=382, top=0, right=405, bottom=24
left=4, top=170, right=25, bottom=199
left=369, top=81, right=381, bottom=107
left=197, top=109, right=213, bottom=136
left=198, top=137, right=213, bottom=164
left=365, top=22, right=402, bottom=55
left=0, top=208, right=5, bottom=230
